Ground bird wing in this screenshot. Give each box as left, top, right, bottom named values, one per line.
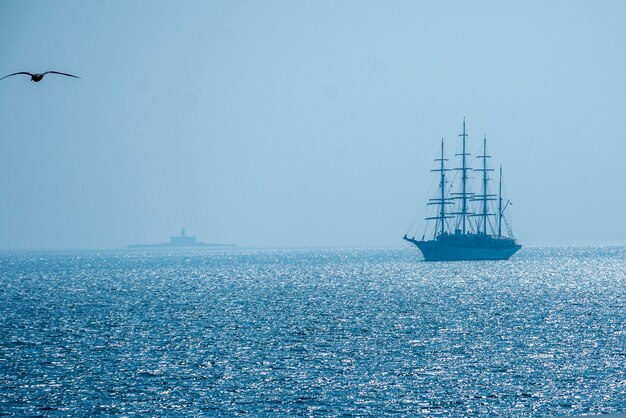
left=0, top=72, right=34, bottom=81
left=43, top=71, right=80, bottom=79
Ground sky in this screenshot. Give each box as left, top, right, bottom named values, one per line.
left=0, top=0, right=625, bottom=249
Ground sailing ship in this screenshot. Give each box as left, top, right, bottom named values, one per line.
left=403, top=120, right=521, bottom=261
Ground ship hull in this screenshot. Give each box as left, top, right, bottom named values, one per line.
left=407, top=238, right=521, bottom=261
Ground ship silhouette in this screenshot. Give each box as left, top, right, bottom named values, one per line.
left=403, top=120, right=521, bottom=261
left=129, top=228, right=234, bottom=248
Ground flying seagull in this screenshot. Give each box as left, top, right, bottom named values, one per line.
left=0, top=71, right=80, bottom=82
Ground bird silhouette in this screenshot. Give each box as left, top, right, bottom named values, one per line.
left=0, top=71, right=80, bottom=82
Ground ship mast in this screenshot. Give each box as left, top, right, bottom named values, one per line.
left=426, top=138, right=452, bottom=238
left=473, top=136, right=494, bottom=235
left=437, top=139, right=447, bottom=236
left=481, top=137, right=488, bottom=234
left=453, top=118, right=472, bottom=234
left=498, top=164, right=503, bottom=238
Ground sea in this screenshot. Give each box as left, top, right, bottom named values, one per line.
left=1, top=246, right=625, bottom=417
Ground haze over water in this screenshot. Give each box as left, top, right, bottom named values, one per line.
left=2, top=247, right=625, bottom=416
left=1, top=1, right=626, bottom=248
left=2, top=2, right=626, bottom=417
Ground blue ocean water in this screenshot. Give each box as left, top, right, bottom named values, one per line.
left=1, top=246, right=625, bottom=416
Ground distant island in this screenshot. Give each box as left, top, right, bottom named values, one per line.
left=128, top=228, right=235, bottom=248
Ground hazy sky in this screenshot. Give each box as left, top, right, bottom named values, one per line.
left=0, top=1, right=625, bottom=249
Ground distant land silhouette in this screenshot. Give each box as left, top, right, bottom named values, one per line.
left=128, top=228, right=234, bottom=248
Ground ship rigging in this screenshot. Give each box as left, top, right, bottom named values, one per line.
left=403, top=120, right=521, bottom=261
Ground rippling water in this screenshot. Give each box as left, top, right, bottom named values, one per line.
left=1, top=246, right=625, bottom=416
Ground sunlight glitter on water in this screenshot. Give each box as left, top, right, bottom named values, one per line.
left=1, top=246, right=625, bottom=416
